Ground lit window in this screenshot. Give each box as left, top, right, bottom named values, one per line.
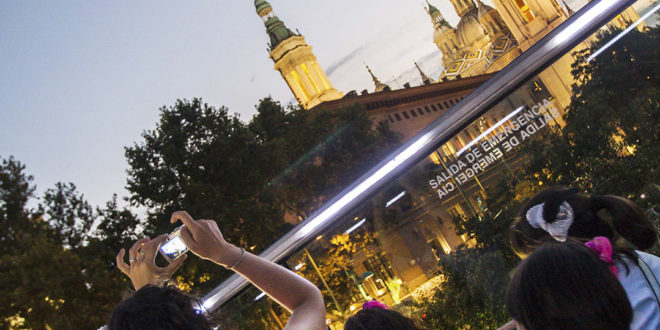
left=429, top=151, right=442, bottom=165
left=289, top=71, right=309, bottom=102
left=300, top=63, right=321, bottom=94
left=514, top=0, right=535, bottom=22
left=489, top=21, right=498, bottom=34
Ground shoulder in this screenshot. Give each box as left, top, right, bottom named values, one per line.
left=635, top=251, right=660, bottom=272
left=617, top=251, right=660, bottom=329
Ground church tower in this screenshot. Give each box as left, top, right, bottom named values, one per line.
left=427, top=0, right=461, bottom=68
left=365, top=64, right=390, bottom=92
left=255, top=0, right=343, bottom=109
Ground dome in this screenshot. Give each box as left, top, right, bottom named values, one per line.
left=477, top=1, right=495, bottom=19
left=255, top=0, right=271, bottom=15
left=433, top=25, right=454, bottom=43
left=455, top=9, right=487, bottom=47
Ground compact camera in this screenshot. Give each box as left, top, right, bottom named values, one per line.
left=159, top=226, right=189, bottom=263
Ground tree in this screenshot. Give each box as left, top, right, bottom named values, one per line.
left=524, top=25, right=659, bottom=196
left=0, top=157, right=142, bottom=329
left=296, top=229, right=376, bottom=318
left=125, top=97, right=400, bottom=291
left=0, top=157, right=37, bottom=255
left=40, top=182, right=96, bottom=250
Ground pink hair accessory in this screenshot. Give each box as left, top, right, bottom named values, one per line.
left=585, top=236, right=618, bottom=278
left=362, top=300, right=389, bottom=310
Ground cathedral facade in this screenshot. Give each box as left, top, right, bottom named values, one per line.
left=426, top=0, right=642, bottom=109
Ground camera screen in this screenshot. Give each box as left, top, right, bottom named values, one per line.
left=159, top=235, right=188, bottom=261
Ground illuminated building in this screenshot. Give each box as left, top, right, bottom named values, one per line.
left=251, top=0, right=567, bottom=307
left=426, top=0, right=642, bottom=108
left=247, top=0, right=648, bottom=317
left=255, top=0, right=343, bottom=109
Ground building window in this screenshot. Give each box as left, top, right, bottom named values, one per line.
left=424, top=106, right=431, bottom=113
left=300, top=63, right=321, bottom=94
left=410, top=110, right=417, bottom=117
left=363, top=252, right=395, bottom=283
left=417, top=108, right=424, bottom=116
left=431, top=104, right=438, bottom=111
left=289, top=70, right=309, bottom=102
left=449, top=99, right=455, bottom=106
left=514, top=0, right=535, bottom=22
left=447, top=204, right=467, bottom=221
left=402, top=112, right=410, bottom=119
left=489, top=21, right=498, bottom=34
left=444, top=42, right=452, bottom=54
left=464, top=130, right=474, bottom=141
left=388, top=115, right=394, bottom=123
left=443, top=101, right=450, bottom=108
left=394, top=113, right=402, bottom=121
left=442, top=144, right=455, bottom=157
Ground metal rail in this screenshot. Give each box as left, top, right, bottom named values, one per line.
left=202, top=0, right=637, bottom=311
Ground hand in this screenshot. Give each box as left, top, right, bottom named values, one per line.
left=116, top=235, right=187, bottom=290
left=170, top=210, right=242, bottom=267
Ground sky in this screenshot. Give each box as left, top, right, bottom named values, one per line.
left=0, top=0, right=652, bottom=210
left=0, top=0, right=472, bottom=210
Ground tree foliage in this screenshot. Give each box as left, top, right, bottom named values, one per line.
left=125, top=97, right=399, bottom=291
left=0, top=157, right=141, bottom=329
left=524, top=26, right=659, bottom=196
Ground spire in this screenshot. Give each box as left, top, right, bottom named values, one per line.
left=426, top=0, right=452, bottom=29
left=560, top=0, right=575, bottom=15
left=365, top=64, right=390, bottom=92
left=426, top=0, right=440, bottom=16
left=415, top=62, right=436, bottom=85
left=255, top=0, right=295, bottom=50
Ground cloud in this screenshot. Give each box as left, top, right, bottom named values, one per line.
left=325, top=45, right=365, bottom=76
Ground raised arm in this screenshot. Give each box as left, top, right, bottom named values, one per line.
left=171, top=211, right=326, bottom=330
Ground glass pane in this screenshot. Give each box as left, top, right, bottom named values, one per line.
left=211, top=1, right=658, bottom=328
left=213, top=285, right=291, bottom=330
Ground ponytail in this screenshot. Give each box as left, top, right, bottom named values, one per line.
left=590, top=195, right=657, bottom=250
left=512, top=186, right=659, bottom=258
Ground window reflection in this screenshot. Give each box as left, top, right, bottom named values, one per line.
left=213, top=2, right=658, bottom=328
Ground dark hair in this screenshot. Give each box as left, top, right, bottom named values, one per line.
left=344, top=308, right=423, bottom=330
left=108, top=285, right=212, bottom=330
left=505, top=241, right=632, bottom=330
left=511, top=186, right=657, bottom=258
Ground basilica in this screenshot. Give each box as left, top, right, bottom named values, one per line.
left=254, top=0, right=640, bottom=113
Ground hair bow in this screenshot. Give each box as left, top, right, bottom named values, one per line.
left=585, top=236, right=618, bottom=278
left=525, top=201, right=574, bottom=242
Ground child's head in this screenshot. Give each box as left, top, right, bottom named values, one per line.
left=505, top=241, right=632, bottom=330
left=511, top=186, right=656, bottom=258
left=108, top=284, right=211, bottom=330
left=344, top=302, right=422, bottom=330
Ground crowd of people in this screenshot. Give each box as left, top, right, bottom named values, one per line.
left=108, top=186, right=659, bottom=329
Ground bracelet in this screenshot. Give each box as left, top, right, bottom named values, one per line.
left=227, top=247, right=246, bottom=270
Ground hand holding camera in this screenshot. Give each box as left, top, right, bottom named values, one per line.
left=116, top=235, right=187, bottom=290
left=170, top=210, right=244, bottom=268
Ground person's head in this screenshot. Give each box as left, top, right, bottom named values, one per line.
left=511, top=186, right=657, bottom=258
left=505, top=241, right=632, bottom=330
left=344, top=303, right=422, bottom=330
left=108, top=284, right=212, bottom=330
